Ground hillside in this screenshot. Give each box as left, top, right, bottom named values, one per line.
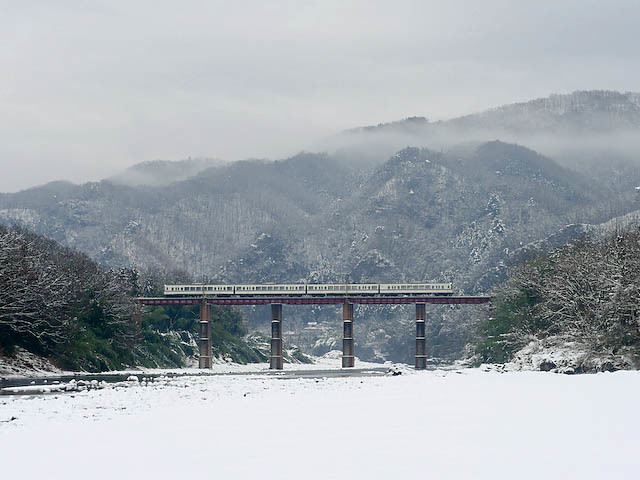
left=2, top=140, right=632, bottom=363
left=3, top=92, right=640, bottom=364
left=475, top=226, right=640, bottom=372
left=0, top=225, right=272, bottom=373
left=330, top=90, right=640, bottom=170
left=108, top=158, right=223, bottom=187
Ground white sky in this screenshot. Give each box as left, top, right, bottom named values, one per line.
left=1, top=0, right=639, bottom=192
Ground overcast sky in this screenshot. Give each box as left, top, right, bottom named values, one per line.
left=1, top=0, right=639, bottom=192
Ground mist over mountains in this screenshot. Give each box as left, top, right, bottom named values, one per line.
left=108, top=158, right=223, bottom=188
left=2, top=90, right=640, bottom=363
left=327, top=90, right=640, bottom=170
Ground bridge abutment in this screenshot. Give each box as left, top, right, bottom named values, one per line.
left=270, top=304, right=284, bottom=370
left=342, top=302, right=355, bottom=368
left=199, top=301, right=212, bottom=369
left=415, top=303, right=426, bottom=370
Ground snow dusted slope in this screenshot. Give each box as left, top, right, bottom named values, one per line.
left=2, top=368, right=639, bottom=479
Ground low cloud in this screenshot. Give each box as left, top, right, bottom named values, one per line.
left=2, top=1, right=639, bottom=191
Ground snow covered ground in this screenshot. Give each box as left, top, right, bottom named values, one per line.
left=2, top=363, right=639, bottom=479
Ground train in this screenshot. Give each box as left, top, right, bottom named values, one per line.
left=164, top=282, right=453, bottom=296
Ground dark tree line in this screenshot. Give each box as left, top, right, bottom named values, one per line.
left=0, top=225, right=140, bottom=363
left=475, top=228, right=640, bottom=364
left=0, top=224, right=263, bottom=370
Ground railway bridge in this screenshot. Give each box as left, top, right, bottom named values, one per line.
left=135, top=294, right=491, bottom=370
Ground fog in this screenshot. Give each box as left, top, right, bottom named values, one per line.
left=1, top=1, right=640, bottom=192
left=319, top=123, right=640, bottom=171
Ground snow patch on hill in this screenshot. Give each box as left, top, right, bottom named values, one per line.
left=0, top=347, right=62, bottom=376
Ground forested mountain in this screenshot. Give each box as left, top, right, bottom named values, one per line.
left=108, top=157, right=223, bottom=187
left=0, top=225, right=270, bottom=372
left=475, top=227, right=640, bottom=372
left=332, top=90, right=640, bottom=171
left=2, top=91, right=640, bottom=364
left=348, top=90, right=640, bottom=136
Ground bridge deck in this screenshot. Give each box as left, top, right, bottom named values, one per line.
left=136, top=296, right=491, bottom=306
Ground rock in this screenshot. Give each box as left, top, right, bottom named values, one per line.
left=539, top=360, right=556, bottom=372
left=600, top=361, right=616, bottom=372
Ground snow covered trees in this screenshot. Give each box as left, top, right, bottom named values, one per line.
left=0, top=225, right=263, bottom=370
left=475, top=228, right=640, bottom=365
left=0, top=225, right=136, bottom=366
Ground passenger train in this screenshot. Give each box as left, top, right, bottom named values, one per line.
left=164, top=283, right=454, bottom=296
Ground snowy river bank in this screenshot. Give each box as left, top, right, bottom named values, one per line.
left=1, top=363, right=639, bottom=479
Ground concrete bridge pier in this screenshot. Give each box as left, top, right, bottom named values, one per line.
left=199, top=300, right=212, bottom=369
left=342, top=302, right=355, bottom=368
left=270, top=304, right=284, bottom=370
left=415, top=303, right=427, bottom=369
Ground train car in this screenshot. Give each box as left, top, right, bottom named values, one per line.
left=202, top=285, right=235, bottom=295
left=307, top=284, right=348, bottom=295
left=164, top=284, right=205, bottom=295
left=346, top=284, right=379, bottom=295
left=164, top=284, right=234, bottom=296
left=234, top=284, right=306, bottom=295
left=379, top=283, right=453, bottom=295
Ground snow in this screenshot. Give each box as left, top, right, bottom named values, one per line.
left=0, top=346, right=62, bottom=376
left=2, top=367, right=640, bottom=479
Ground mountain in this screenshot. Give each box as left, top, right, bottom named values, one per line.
left=108, top=157, right=223, bottom=187
left=1, top=139, right=631, bottom=363
left=3, top=91, right=640, bottom=363
left=449, top=90, right=640, bottom=132
left=328, top=90, right=640, bottom=169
